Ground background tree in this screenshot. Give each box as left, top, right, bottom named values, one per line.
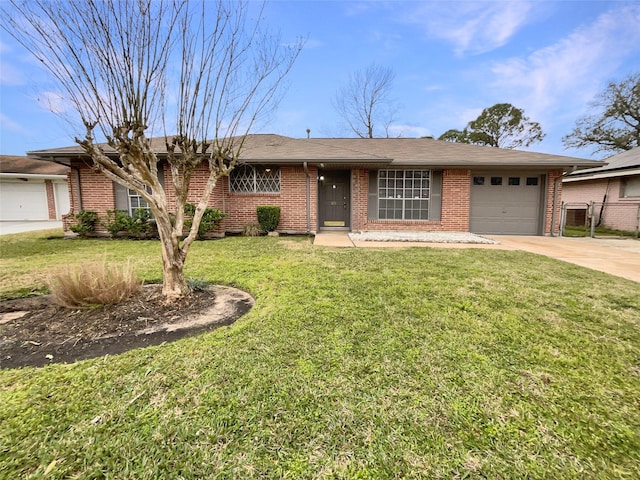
left=333, top=63, right=398, bottom=138
left=2, top=0, right=302, bottom=301
left=563, top=72, right=640, bottom=155
left=438, top=129, right=471, bottom=144
left=438, top=103, right=545, bottom=149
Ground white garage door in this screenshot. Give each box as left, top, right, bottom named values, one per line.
left=0, top=181, right=49, bottom=220
left=470, top=173, right=543, bottom=235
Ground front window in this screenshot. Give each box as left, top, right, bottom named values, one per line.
left=622, top=177, right=640, bottom=198
left=128, top=189, right=150, bottom=214
left=230, top=165, right=280, bottom=193
left=378, top=170, right=430, bottom=220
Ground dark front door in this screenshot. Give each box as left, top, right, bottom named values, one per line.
left=319, top=170, right=351, bottom=228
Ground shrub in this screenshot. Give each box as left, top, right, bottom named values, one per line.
left=242, top=223, right=263, bottom=237
left=69, top=210, right=98, bottom=236
left=104, top=209, right=156, bottom=238
left=46, top=259, right=142, bottom=308
left=187, top=278, right=211, bottom=292
left=129, top=208, right=156, bottom=237
left=184, top=203, right=227, bottom=238
left=104, top=210, right=132, bottom=237
left=256, top=206, right=280, bottom=232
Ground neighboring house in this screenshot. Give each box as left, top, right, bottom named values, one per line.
left=27, top=135, right=600, bottom=236
left=0, top=155, right=70, bottom=221
left=562, top=148, right=640, bottom=232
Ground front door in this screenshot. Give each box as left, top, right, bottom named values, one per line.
left=319, top=170, right=351, bottom=229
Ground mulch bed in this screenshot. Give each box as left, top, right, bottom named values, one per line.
left=0, top=285, right=254, bottom=369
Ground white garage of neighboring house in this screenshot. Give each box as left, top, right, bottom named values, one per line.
left=0, top=155, right=70, bottom=221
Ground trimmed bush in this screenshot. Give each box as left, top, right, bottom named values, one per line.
left=104, top=208, right=156, bottom=238
left=184, top=203, right=227, bottom=238
left=46, top=260, right=142, bottom=308
left=69, top=210, right=98, bottom=236
left=256, top=206, right=280, bottom=232
left=104, top=210, right=132, bottom=237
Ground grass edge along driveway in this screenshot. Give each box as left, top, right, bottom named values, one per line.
left=1, top=232, right=639, bottom=479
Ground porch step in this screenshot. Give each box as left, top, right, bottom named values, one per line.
left=313, top=231, right=354, bottom=247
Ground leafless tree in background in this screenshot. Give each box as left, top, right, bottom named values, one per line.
left=563, top=72, right=640, bottom=155
left=333, top=63, right=398, bottom=138
left=2, top=0, right=303, bottom=300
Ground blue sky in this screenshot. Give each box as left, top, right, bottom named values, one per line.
left=1, top=0, right=639, bottom=159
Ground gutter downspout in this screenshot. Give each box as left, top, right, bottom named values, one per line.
left=550, top=173, right=562, bottom=237
left=303, top=162, right=310, bottom=233
left=72, top=166, right=83, bottom=212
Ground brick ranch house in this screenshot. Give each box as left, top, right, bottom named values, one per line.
left=28, top=134, right=600, bottom=236
left=562, top=148, right=640, bottom=232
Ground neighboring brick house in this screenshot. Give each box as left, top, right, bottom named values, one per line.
left=562, top=148, right=640, bottom=232
left=28, top=134, right=599, bottom=236
left=0, top=155, right=70, bottom=221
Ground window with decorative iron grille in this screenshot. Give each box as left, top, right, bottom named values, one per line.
left=230, top=165, right=280, bottom=193
left=378, top=170, right=430, bottom=220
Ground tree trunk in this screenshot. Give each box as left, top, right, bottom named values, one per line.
left=156, top=215, right=189, bottom=302
left=161, top=256, right=188, bottom=301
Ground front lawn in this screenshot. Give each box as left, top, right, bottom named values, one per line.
left=1, top=232, right=639, bottom=479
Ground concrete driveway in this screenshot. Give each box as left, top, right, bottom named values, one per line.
left=0, top=221, right=63, bottom=235
left=487, top=236, right=640, bottom=283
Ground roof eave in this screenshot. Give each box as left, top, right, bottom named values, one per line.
left=0, top=172, right=68, bottom=181
left=563, top=167, right=640, bottom=182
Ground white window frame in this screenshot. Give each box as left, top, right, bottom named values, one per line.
left=127, top=188, right=150, bottom=214
left=378, top=169, right=430, bottom=220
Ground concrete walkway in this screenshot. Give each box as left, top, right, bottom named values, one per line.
left=0, top=221, right=63, bottom=235
left=313, top=232, right=640, bottom=283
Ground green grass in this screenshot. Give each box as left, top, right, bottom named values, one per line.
left=1, top=232, right=640, bottom=479
left=563, top=225, right=639, bottom=238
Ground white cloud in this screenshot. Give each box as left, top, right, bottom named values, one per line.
left=404, top=1, right=534, bottom=55
left=388, top=124, right=431, bottom=138
left=36, top=91, right=71, bottom=114
left=0, top=61, right=26, bottom=86
left=0, top=112, right=29, bottom=134
left=490, top=5, right=640, bottom=125
left=0, top=41, right=26, bottom=86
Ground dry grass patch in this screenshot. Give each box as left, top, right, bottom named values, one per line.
left=46, top=259, right=142, bottom=308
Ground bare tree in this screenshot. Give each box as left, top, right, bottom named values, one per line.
left=563, top=72, right=640, bottom=155
left=2, top=0, right=303, bottom=301
left=333, top=63, right=398, bottom=138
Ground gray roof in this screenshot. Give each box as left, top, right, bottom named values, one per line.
left=0, top=155, right=69, bottom=176
left=565, top=148, right=640, bottom=179
left=28, top=134, right=601, bottom=169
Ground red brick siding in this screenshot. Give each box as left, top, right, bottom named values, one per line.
left=222, top=165, right=316, bottom=232
left=44, top=180, right=56, bottom=219
left=563, top=177, right=640, bottom=231
left=562, top=177, right=614, bottom=204
left=65, top=160, right=564, bottom=236
left=544, top=169, right=563, bottom=235
left=351, top=169, right=368, bottom=230
left=353, top=168, right=471, bottom=232
left=64, top=163, right=117, bottom=232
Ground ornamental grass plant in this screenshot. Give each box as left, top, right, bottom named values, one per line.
left=46, top=259, right=141, bottom=308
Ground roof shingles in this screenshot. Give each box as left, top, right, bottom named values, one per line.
left=27, top=134, right=601, bottom=168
